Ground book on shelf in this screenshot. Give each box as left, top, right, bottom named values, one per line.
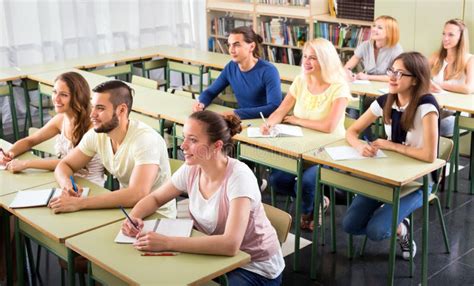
left=211, top=16, right=252, bottom=37
left=259, top=0, right=309, bottom=5
left=261, top=19, right=308, bottom=47
left=314, top=22, right=371, bottom=49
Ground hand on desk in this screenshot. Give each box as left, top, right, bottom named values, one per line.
left=355, top=142, right=379, bottom=157
left=133, top=231, right=169, bottom=252
left=121, top=217, right=144, bottom=237
left=282, top=115, right=299, bottom=125
left=49, top=194, right=83, bottom=214
left=260, top=122, right=273, bottom=135
left=5, top=159, right=27, bottom=173
left=355, top=72, right=369, bottom=80
left=192, top=101, right=205, bottom=112
left=0, top=149, right=13, bottom=165
left=430, top=81, right=443, bottom=93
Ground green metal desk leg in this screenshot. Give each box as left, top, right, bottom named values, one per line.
left=68, top=248, right=77, bottom=286
left=14, top=218, right=25, bottom=286
left=172, top=122, right=178, bottom=159
left=329, top=187, right=336, bottom=253
left=7, top=82, right=19, bottom=140
left=310, top=165, right=321, bottom=280
left=347, top=193, right=353, bottom=259
left=447, top=111, right=460, bottom=208
left=293, top=158, right=303, bottom=271
left=470, top=132, right=474, bottom=195
left=87, top=261, right=94, bottom=286
left=422, top=175, right=429, bottom=286
left=454, top=112, right=460, bottom=194
left=2, top=210, right=13, bottom=286
left=387, top=187, right=401, bottom=286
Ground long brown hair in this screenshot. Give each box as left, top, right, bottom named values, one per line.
left=383, top=52, right=431, bottom=131
left=230, top=26, right=263, bottom=58
left=55, top=72, right=91, bottom=146
left=431, top=19, right=470, bottom=80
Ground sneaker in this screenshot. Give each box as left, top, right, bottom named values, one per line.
left=260, top=179, right=268, bottom=192
left=398, top=218, right=416, bottom=260
left=300, top=196, right=330, bottom=231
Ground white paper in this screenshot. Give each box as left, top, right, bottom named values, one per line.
left=114, top=218, right=194, bottom=244
left=247, top=124, right=303, bottom=138
left=325, top=146, right=387, bottom=161
left=9, top=189, right=54, bottom=208
left=0, top=165, right=6, bottom=170
left=114, top=220, right=157, bottom=244
left=156, top=218, right=193, bottom=237
left=352, top=80, right=370, bottom=85
left=51, top=187, right=90, bottom=199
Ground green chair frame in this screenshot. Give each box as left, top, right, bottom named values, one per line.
left=134, top=58, right=167, bottom=88
left=0, top=82, right=19, bottom=140
left=166, top=61, right=206, bottom=98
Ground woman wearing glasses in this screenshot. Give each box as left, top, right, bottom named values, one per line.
left=429, top=18, right=473, bottom=136
left=343, top=52, right=439, bottom=260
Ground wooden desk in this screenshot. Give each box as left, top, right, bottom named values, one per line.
left=233, top=119, right=343, bottom=271
left=303, top=140, right=445, bottom=286
left=66, top=219, right=251, bottom=286
left=0, top=178, right=126, bottom=286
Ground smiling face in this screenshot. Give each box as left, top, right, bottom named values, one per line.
left=228, top=33, right=254, bottom=63
left=301, top=46, right=320, bottom=75
left=181, top=118, right=220, bottom=165
left=52, top=79, right=72, bottom=114
left=371, top=18, right=387, bottom=42
left=90, top=92, right=119, bottom=133
left=388, top=59, right=416, bottom=96
left=442, top=23, right=462, bottom=50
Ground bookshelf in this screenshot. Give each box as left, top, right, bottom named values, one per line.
left=206, top=0, right=374, bottom=66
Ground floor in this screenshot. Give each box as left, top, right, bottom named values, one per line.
left=3, top=137, right=473, bottom=285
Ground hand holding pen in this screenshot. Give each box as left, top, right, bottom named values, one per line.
left=356, top=136, right=379, bottom=157
left=65, top=175, right=82, bottom=197
left=0, top=148, right=13, bottom=165
left=259, top=112, right=273, bottom=135
left=120, top=206, right=143, bottom=237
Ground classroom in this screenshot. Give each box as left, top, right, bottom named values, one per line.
left=0, top=0, right=473, bottom=285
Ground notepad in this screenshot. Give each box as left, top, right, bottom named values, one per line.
left=9, top=188, right=90, bottom=209
left=114, top=218, right=194, bottom=244
left=247, top=124, right=303, bottom=138
left=324, top=146, right=387, bottom=161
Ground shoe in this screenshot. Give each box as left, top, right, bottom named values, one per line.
left=300, top=196, right=330, bottom=231
left=398, top=218, right=416, bottom=260
left=260, top=179, right=268, bottom=192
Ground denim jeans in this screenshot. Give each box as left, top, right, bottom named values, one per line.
left=440, top=115, right=455, bottom=137
left=227, top=268, right=282, bottom=286
left=269, top=166, right=317, bottom=214
left=342, top=185, right=432, bottom=241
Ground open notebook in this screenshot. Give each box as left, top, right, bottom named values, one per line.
left=247, top=124, right=303, bottom=138
left=324, top=146, right=387, bottom=161
left=115, top=218, right=194, bottom=244
left=9, top=188, right=90, bottom=208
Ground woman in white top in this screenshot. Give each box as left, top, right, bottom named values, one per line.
left=122, top=110, right=284, bottom=285
left=430, top=19, right=473, bottom=136
left=0, top=71, right=104, bottom=186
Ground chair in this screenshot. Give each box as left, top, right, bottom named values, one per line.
left=91, top=64, right=133, bottom=82
left=168, top=88, right=194, bottom=99
left=24, top=82, right=55, bottom=128
left=28, top=127, right=58, bottom=156
left=263, top=203, right=292, bottom=244
left=281, top=82, right=291, bottom=97
left=208, top=69, right=237, bottom=107
left=170, top=158, right=184, bottom=175
left=0, top=83, right=20, bottom=140
left=134, top=58, right=167, bottom=89
left=131, top=74, right=158, bottom=89
left=166, top=61, right=206, bottom=98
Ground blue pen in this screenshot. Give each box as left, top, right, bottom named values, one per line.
left=363, top=135, right=372, bottom=145
left=70, top=175, right=78, bottom=193
left=119, top=205, right=139, bottom=230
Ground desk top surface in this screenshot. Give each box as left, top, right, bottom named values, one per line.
left=66, top=218, right=251, bottom=286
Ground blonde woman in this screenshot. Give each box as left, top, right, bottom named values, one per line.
left=345, top=15, right=403, bottom=82
left=261, top=38, right=351, bottom=230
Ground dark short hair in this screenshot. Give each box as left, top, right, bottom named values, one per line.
left=92, top=80, right=134, bottom=115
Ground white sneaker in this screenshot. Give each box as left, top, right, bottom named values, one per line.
left=260, top=179, right=268, bottom=192
left=398, top=218, right=416, bottom=260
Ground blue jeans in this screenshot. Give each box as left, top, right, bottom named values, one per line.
left=227, top=268, right=282, bottom=286
left=342, top=185, right=432, bottom=241
left=269, top=166, right=317, bottom=214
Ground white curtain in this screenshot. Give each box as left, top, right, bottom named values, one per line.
left=0, top=0, right=207, bottom=134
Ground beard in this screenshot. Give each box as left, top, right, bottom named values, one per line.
left=94, top=112, right=119, bottom=133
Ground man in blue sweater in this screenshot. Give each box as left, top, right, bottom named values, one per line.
left=193, top=26, right=282, bottom=119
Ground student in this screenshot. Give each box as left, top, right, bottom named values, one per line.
left=343, top=52, right=439, bottom=260
left=122, top=110, right=284, bottom=285
left=193, top=26, right=282, bottom=119
left=261, top=38, right=351, bottom=231
left=345, top=15, right=403, bottom=82
left=430, top=18, right=473, bottom=136
left=50, top=80, right=176, bottom=218
left=0, top=71, right=104, bottom=186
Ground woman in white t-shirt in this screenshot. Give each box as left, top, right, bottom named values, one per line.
left=122, top=110, right=284, bottom=285
left=344, top=52, right=439, bottom=261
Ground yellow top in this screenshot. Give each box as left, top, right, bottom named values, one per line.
left=290, top=75, right=351, bottom=137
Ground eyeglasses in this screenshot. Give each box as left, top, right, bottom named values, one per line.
left=386, top=68, right=414, bottom=80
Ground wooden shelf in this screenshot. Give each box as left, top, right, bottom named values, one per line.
left=210, top=34, right=228, bottom=40
left=262, top=42, right=303, bottom=49
left=256, top=4, right=310, bottom=18
left=314, top=14, right=373, bottom=26
left=207, top=1, right=254, bottom=13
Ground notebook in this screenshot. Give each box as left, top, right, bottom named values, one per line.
left=9, top=188, right=90, bottom=209
left=324, top=146, right=387, bottom=161
left=114, top=218, right=194, bottom=244
left=247, top=124, right=303, bottom=138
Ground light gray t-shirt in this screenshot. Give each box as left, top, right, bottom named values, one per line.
left=354, top=40, right=403, bottom=75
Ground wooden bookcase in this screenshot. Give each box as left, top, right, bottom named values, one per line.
left=206, top=0, right=373, bottom=65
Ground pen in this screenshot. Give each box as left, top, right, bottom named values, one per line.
left=363, top=135, right=372, bottom=145
left=141, top=252, right=179, bottom=256
left=70, top=175, right=78, bottom=193
left=259, top=112, right=268, bottom=127
left=119, top=205, right=139, bottom=230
